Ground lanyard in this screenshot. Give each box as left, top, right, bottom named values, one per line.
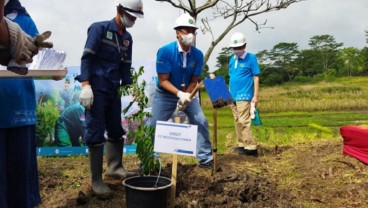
left=179, top=52, right=187, bottom=91
left=114, top=34, right=124, bottom=61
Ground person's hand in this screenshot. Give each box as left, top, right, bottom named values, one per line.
left=250, top=102, right=256, bottom=119
left=177, top=101, right=187, bottom=111
left=80, top=85, right=94, bottom=110
left=176, top=91, right=192, bottom=105
left=6, top=18, right=38, bottom=65
left=5, top=18, right=54, bottom=75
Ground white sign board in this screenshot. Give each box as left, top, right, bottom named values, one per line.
left=154, top=121, right=197, bottom=156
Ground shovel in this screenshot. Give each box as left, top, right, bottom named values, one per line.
left=189, top=75, right=232, bottom=174
left=204, top=74, right=233, bottom=174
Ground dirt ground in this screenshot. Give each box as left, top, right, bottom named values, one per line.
left=37, top=138, right=368, bottom=208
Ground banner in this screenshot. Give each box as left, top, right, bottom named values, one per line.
left=35, top=61, right=158, bottom=156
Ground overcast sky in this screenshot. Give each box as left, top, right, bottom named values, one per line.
left=21, top=0, right=368, bottom=72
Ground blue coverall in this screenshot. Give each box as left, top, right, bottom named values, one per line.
left=75, top=18, right=132, bottom=145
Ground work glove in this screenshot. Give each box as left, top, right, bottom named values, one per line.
left=33, top=31, right=53, bottom=48
left=250, top=102, right=256, bottom=119
left=177, top=101, right=187, bottom=111
left=79, top=85, right=94, bottom=110
left=6, top=18, right=53, bottom=75
left=176, top=91, right=191, bottom=105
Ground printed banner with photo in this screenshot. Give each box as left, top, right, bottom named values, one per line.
left=35, top=61, right=159, bottom=156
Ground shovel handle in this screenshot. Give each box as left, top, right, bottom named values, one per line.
left=189, top=81, right=204, bottom=99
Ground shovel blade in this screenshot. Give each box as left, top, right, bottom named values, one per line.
left=203, top=76, right=233, bottom=108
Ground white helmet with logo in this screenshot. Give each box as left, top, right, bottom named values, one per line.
left=116, top=0, right=144, bottom=18
left=229, top=32, right=247, bottom=47
left=173, top=13, right=198, bottom=30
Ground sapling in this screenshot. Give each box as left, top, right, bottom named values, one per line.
left=120, top=66, right=160, bottom=175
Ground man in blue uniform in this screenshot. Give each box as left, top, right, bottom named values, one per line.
left=75, top=0, right=143, bottom=199
left=228, top=32, right=261, bottom=156
left=149, top=13, right=214, bottom=169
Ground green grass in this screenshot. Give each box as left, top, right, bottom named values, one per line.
left=201, top=77, right=368, bottom=152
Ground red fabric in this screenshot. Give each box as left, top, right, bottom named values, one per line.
left=340, top=125, right=368, bottom=164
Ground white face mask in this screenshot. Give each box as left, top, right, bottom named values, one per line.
left=181, top=33, right=194, bottom=46
left=233, top=49, right=245, bottom=57
left=120, top=15, right=135, bottom=28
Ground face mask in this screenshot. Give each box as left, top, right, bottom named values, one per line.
left=120, top=15, right=135, bottom=28
left=233, top=49, right=245, bottom=57
left=181, top=33, right=194, bottom=46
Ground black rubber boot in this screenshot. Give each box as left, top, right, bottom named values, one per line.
left=88, top=145, right=112, bottom=199
left=105, top=139, right=137, bottom=179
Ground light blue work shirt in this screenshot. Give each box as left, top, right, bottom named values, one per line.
left=156, top=41, right=203, bottom=90
left=228, top=52, right=261, bottom=101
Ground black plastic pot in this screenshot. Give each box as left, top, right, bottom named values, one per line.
left=123, top=176, right=172, bottom=208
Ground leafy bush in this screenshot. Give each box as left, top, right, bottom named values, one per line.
left=293, top=75, right=313, bottom=83
left=36, top=100, right=59, bottom=146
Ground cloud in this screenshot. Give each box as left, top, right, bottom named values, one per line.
left=21, top=0, right=368, bottom=71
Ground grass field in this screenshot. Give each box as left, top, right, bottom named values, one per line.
left=200, top=77, right=368, bottom=153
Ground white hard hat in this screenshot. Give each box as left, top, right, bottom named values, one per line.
left=173, top=13, right=198, bottom=30
left=229, top=32, right=247, bottom=47
left=116, top=0, right=144, bottom=18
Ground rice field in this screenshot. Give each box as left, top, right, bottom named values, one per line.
left=201, top=77, right=368, bottom=152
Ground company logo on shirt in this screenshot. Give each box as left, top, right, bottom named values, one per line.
left=239, top=63, right=246, bottom=68
left=106, top=31, right=113, bottom=40
left=123, top=40, right=130, bottom=47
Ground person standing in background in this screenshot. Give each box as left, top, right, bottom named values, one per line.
left=0, top=0, right=43, bottom=207
left=75, top=0, right=143, bottom=199
left=228, top=32, right=260, bottom=156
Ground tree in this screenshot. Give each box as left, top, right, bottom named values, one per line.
left=308, top=34, right=343, bottom=73
left=256, top=49, right=270, bottom=65
left=361, top=47, right=368, bottom=74
left=268, top=42, right=300, bottom=80
left=214, top=47, right=232, bottom=83
left=338, top=47, right=364, bottom=77
left=297, top=49, right=321, bottom=76
left=155, top=0, right=303, bottom=70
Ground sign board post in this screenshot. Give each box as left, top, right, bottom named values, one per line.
left=154, top=120, right=198, bottom=208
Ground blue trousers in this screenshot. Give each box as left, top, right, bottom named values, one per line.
left=84, top=95, right=125, bottom=146
left=149, top=88, right=213, bottom=164
left=0, top=125, right=41, bottom=208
